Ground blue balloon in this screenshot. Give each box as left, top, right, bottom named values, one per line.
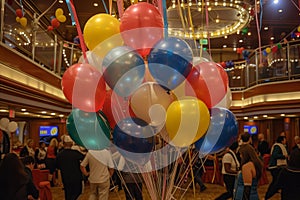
left=66, top=108, right=111, bottom=150
left=195, top=107, right=238, bottom=157
left=148, top=37, right=193, bottom=90
left=103, top=46, right=145, bottom=97
left=113, top=117, right=155, bottom=165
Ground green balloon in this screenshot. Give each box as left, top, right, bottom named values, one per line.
left=66, top=108, right=111, bottom=150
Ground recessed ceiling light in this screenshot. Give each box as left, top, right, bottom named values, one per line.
left=264, top=27, right=269, bottom=30
left=233, top=47, right=237, bottom=51
left=244, top=117, right=248, bottom=120
left=93, top=2, right=99, bottom=7
left=0, top=109, right=8, bottom=112
left=253, top=116, right=258, bottom=119
left=21, top=108, right=26, bottom=111
left=59, top=114, right=64, bottom=117
left=24, top=112, right=29, bottom=115
left=263, top=115, right=268, bottom=118
left=223, top=44, right=227, bottom=48
left=224, top=35, right=228, bottom=39
left=239, top=39, right=243, bottom=43
left=280, top=114, right=285, bottom=117
left=248, top=32, right=251, bottom=36
left=270, top=37, right=274, bottom=40
left=278, top=9, right=283, bottom=13
left=274, top=0, right=279, bottom=4
left=41, top=111, right=47, bottom=114
left=51, top=113, right=56, bottom=115
left=59, top=0, right=63, bottom=3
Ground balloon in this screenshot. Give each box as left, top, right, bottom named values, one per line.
left=195, top=108, right=238, bottom=157
left=130, top=82, right=174, bottom=131
left=19, top=17, right=27, bottom=27
left=51, top=18, right=60, bottom=28
left=83, top=14, right=120, bottom=50
left=16, top=9, right=23, bottom=18
left=186, top=62, right=229, bottom=108
left=61, top=63, right=106, bottom=112
left=78, top=51, right=103, bottom=72
left=47, top=26, right=54, bottom=31
left=7, top=121, right=18, bottom=133
left=0, top=118, right=9, bottom=131
left=266, top=47, right=271, bottom=54
left=55, top=8, right=64, bottom=18
left=148, top=37, right=193, bottom=91
left=102, top=90, right=134, bottom=129
left=67, top=108, right=111, bottom=150
left=165, top=98, right=210, bottom=147
left=113, top=117, right=155, bottom=165
left=120, top=2, right=163, bottom=57
left=57, top=15, right=66, bottom=23
left=214, top=86, right=232, bottom=108
left=103, top=46, right=145, bottom=97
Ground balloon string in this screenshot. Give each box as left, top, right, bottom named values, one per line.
left=65, top=0, right=76, bottom=25
left=19, top=0, right=24, bottom=16
left=162, top=0, right=168, bottom=38
left=68, top=0, right=88, bottom=63
left=37, top=0, right=58, bottom=21
left=109, top=0, right=112, bottom=15
left=254, top=0, right=262, bottom=66
left=177, top=0, right=186, bottom=33
left=187, top=2, right=198, bottom=56
left=259, top=0, right=263, bottom=31
left=116, top=0, right=124, bottom=18
left=205, top=0, right=211, bottom=56
left=101, top=0, right=109, bottom=14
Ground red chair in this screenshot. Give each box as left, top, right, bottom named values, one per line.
left=202, top=157, right=223, bottom=185
left=32, top=169, right=53, bottom=200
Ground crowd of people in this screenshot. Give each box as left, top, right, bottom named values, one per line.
left=0, top=131, right=300, bottom=200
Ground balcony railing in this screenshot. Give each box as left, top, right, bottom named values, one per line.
left=1, top=1, right=300, bottom=90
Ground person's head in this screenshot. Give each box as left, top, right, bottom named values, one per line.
left=39, top=141, right=46, bottom=148
left=49, top=138, right=58, bottom=147
left=258, top=133, right=265, bottom=141
left=0, top=153, right=27, bottom=179
left=294, top=136, right=300, bottom=145
left=288, top=148, right=300, bottom=170
left=63, top=135, right=74, bottom=148
left=229, top=141, right=239, bottom=152
left=280, top=131, right=286, bottom=137
left=276, top=136, right=286, bottom=145
left=241, top=132, right=251, bottom=144
left=22, top=156, right=35, bottom=170
left=238, top=144, right=263, bottom=179
left=26, top=139, right=34, bottom=148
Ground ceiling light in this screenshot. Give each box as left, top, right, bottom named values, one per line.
left=264, top=27, right=269, bottom=30
left=239, top=39, right=243, bottom=43
left=278, top=9, right=283, bottom=13
left=233, top=47, right=237, bottom=51
left=216, top=18, right=220, bottom=23
left=59, top=114, right=64, bottom=117
left=280, top=114, right=285, bottom=117
left=50, top=113, right=56, bottom=116
left=24, top=112, right=29, bottom=115
left=223, top=44, right=227, bottom=48
left=253, top=116, right=258, bottom=119
left=270, top=37, right=274, bottom=40
left=244, top=117, right=248, bottom=120
left=93, top=2, right=99, bottom=7
left=21, top=108, right=26, bottom=111
left=273, top=0, right=279, bottom=4
left=224, top=35, right=228, bottom=39
left=0, top=109, right=8, bottom=112
left=41, top=111, right=47, bottom=114
left=248, top=32, right=251, bottom=36
left=263, top=115, right=268, bottom=118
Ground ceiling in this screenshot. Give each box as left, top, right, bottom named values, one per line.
left=19, top=0, right=300, bottom=51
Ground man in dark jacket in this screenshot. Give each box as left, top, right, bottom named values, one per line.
left=22, top=156, right=39, bottom=200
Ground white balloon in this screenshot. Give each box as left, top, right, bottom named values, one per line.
left=0, top=118, right=9, bottom=131
left=214, top=86, right=232, bottom=108
left=78, top=51, right=103, bottom=72
left=7, top=121, right=18, bottom=132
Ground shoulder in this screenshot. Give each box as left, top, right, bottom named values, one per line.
left=222, top=153, right=233, bottom=162
left=242, top=161, right=255, bottom=170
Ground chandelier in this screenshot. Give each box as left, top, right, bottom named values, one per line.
left=167, top=0, right=253, bottom=39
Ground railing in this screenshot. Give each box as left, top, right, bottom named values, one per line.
left=1, top=1, right=300, bottom=89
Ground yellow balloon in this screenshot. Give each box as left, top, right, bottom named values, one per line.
left=266, top=47, right=271, bottom=54
left=19, top=17, right=27, bottom=27
left=57, top=15, right=66, bottom=23
left=298, top=26, right=300, bottom=32
left=16, top=17, right=20, bottom=22
left=83, top=14, right=121, bottom=50
left=165, top=98, right=210, bottom=147
left=55, top=8, right=64, bottom=18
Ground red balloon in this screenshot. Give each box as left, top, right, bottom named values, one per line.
left=16, top=9, right=23, bottom=18
left=101, top=90, right=135, bottom=129
left=186, top=62, right=229, bottom=108
left=61, top=63, right=106, bottom=112
left=120, top=2, right=164, bottom=58
left=51, top=18, right=60, bottom=28
left=47, top=26, right=54, bottom=31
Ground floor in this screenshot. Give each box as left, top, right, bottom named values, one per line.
left=50, top=174, right=281, bottom=200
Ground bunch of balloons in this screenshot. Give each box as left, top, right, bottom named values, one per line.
left=62, top=2, right=238, bottom=165
left=48, top=8, right=67, bottom=31
left=0, top=118, right=18, bottom=133
left=15, top=8, right=27, bottom=27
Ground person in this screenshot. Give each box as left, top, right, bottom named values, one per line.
left=191, top=150, right=207, bottom=192
left=34, top=141, right=47, bottom=167
left=292, top=135, right=300, bottom=150
left=56, top=135, right=84, bottom=200
left=20, top=138, right=35, bottom=158
left=234, top=144, right=263, bottom=200
left=80, top=149, right=114, bottom=200
left=215, top=142, right=240, bottom=200
left=118, top=156, right=147, bottom=200
left=265, top=148, right=300, bottom=200
left=45, top=137, right=58, bottom=186
left=257, top=133, right=269, bottom=157
left=22, top=156, right=39, bottom=200
left=265, top=136, right=288, bottom=199
left=0, top=153, right=28, bottom=200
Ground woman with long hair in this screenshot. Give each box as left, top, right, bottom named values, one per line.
left=0, top=153, right=28, bottom=200
left=234, top=144, right=263, bottom=200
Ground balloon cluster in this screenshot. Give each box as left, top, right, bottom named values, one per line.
left=15, top=9, right=27, bottom=27
left=62, top=2, right=238, bottom=166
left=0, top=118, right=18, bottom=133
left=48, top=8, right=67, bottom=31
left=263, top=43, right=282, bottom=56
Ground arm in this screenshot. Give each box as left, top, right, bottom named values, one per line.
left=80, top=165, right=89, bottom=177
left=108, top=168, right=114, bottom=177
left=241, top=163, right=253, bottom=200
left=224, top=163, right=238, bottom=174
